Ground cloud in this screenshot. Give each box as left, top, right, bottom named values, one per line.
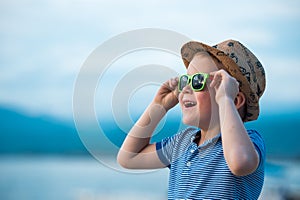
left=0, top=0, right=299, bottom=120
left=263, top=57, right=300, bottom=103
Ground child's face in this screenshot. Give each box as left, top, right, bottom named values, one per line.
left=179, top=53, right=220, bottom=129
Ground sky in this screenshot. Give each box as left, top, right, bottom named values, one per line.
left=1, top=0, right=300, bottom=121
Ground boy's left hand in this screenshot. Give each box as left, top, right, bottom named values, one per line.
left=209, top=69, right=239, bottom=104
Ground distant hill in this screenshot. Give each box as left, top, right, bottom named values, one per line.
left=0, top=106, right=88, bottom=155
left=0, top=106, right=300, bottom=159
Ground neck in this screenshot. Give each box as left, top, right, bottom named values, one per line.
left=197, top=125, right=220, bottom=146
left=197, top=107, right=221, bottom=145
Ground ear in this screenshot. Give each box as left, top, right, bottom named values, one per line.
left=234, top=92, right=246, bottom=109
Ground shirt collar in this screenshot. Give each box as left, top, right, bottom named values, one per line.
left=192, top=130, right=221, bottom=148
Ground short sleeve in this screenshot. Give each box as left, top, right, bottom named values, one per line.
left=156, top=134, right=177, bottom=167
left=248, top=129, right=266, bottom=170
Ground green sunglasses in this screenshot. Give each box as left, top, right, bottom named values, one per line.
left=178, top=73, right=209, bottom=92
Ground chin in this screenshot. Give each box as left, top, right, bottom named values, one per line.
left=182, top=116, right=200, bottom=127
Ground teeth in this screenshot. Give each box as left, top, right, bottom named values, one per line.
left=184, top=101, right=196, bottom=107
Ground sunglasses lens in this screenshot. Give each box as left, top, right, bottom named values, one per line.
left=192, top=74, right=205, bottom=90
left=179, top=75, right=189, bottom=91
left=179, top=73, right=207, bottom=92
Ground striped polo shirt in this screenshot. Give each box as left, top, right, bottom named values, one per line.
left=156, top=127, right=265, bottom=199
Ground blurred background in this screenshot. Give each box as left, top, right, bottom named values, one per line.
left=1, top=0, right=300, bottom=199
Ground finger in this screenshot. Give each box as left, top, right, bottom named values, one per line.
left=207, top=74, right=214, bottom=86
left=171, top=77, right=178, bottom=87
left=168, top=77, right=179, bottom=90
left=209, top=72, right=221, bottom=88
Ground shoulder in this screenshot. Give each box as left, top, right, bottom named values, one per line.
left=247, top=129, right=265, bottom=145
left=157, top=127, right=197, bottom=148
left=168, top=127, right=199, bottom=143
left=247, top=129, right=262, bottom=136
left=156, top=127, right=198, bottom=166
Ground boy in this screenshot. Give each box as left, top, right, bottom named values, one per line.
left=117, top=39, right=266, bottom=199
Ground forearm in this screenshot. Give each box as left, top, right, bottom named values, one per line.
left=118, top=102, right=166, bottom=157
left=117, top=77, right=178, bottom=169
left=218, top=97, right=259, bottom=176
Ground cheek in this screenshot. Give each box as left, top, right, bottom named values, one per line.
left=196, top=92, right=212, bottom=113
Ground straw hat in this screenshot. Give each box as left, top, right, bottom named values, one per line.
left=181, top=39, right=266, bottom=122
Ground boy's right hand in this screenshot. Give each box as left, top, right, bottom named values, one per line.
left=153, top=77, right=179, bottom=111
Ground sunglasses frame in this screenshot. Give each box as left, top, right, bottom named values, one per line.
left=178, top=72, right=209, bottom=92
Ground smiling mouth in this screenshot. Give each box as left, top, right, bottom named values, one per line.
left=183, top=101, right=197, bottom=108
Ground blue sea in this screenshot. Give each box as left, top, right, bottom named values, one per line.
left=0, top=155, right=168, bottom=200
left=0, top=155, right=299, bottom=200
left=1, top=107, right=300, bottom=199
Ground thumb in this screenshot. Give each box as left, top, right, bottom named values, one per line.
left=209, top=71, right=220, bottom=88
